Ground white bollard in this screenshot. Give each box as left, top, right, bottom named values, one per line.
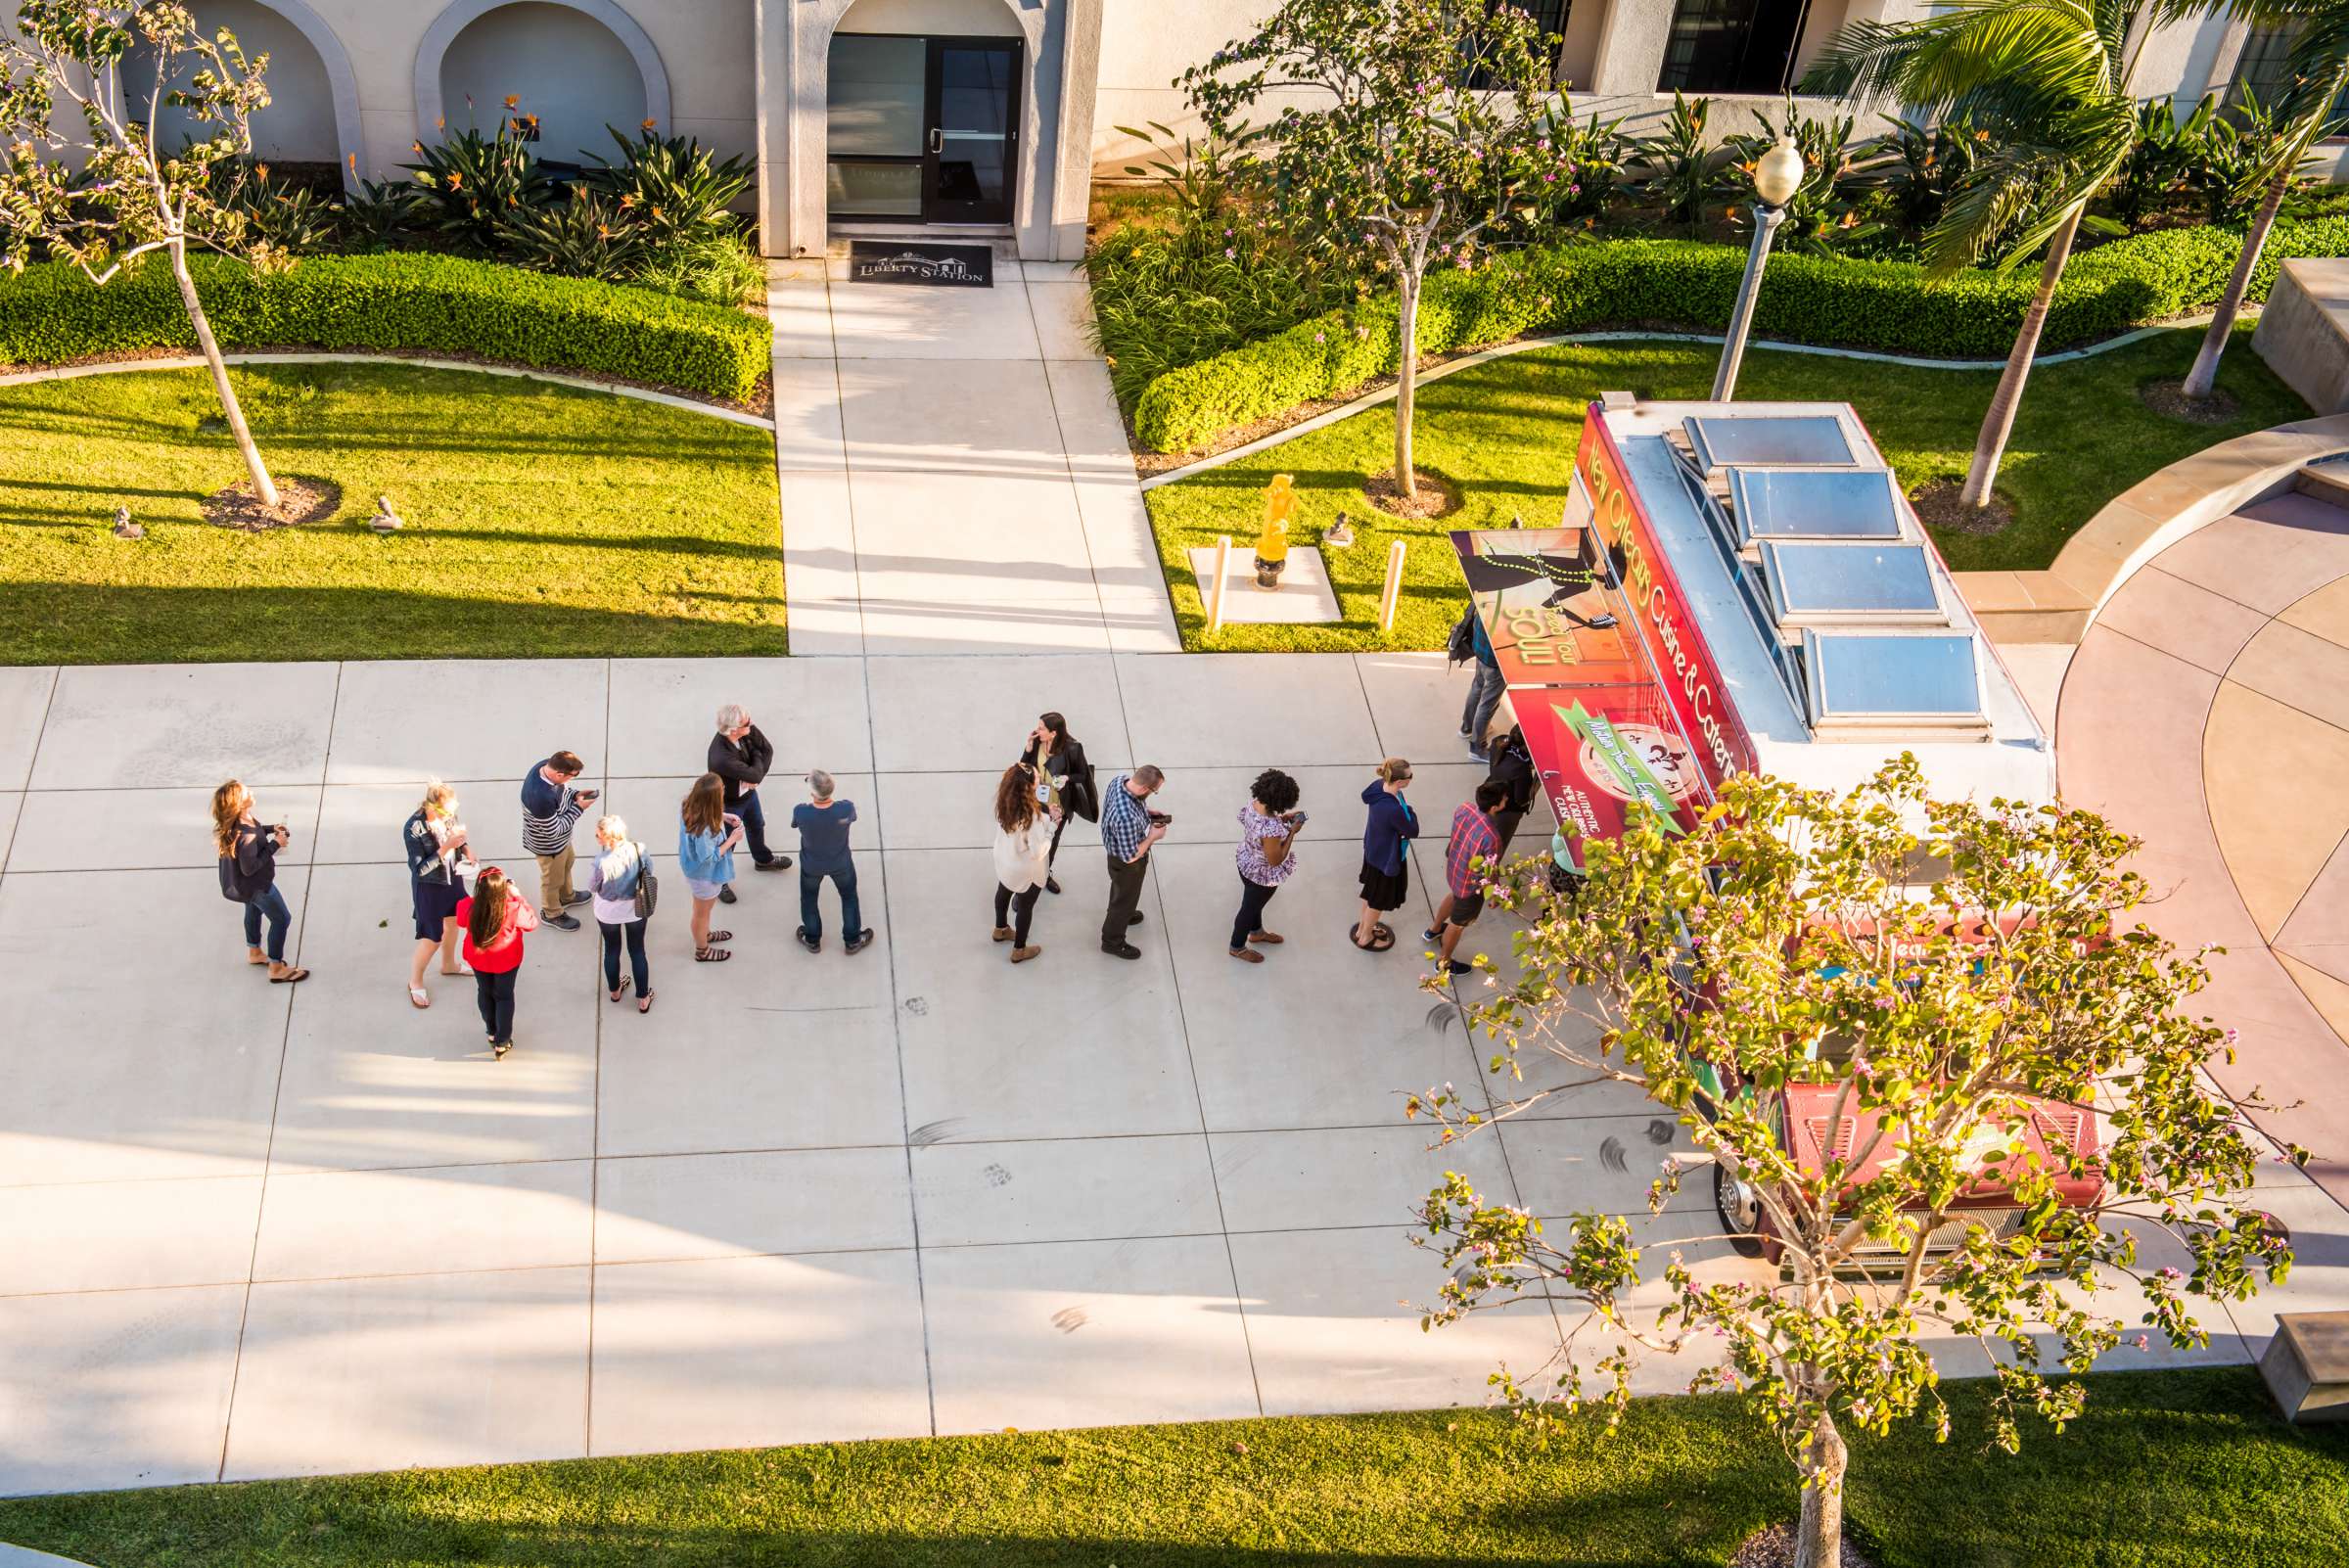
left=1377, top=538, right=1407, bottom=631
left=1207, top=534, right=1233, bottom=633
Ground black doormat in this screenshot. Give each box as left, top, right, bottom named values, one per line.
left=847, top=240, right=994, bottom=288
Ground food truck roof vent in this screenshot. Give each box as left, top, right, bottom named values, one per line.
left=1597, top=390, right=1639, bottom=411
left=1683, top=414, right=1859, bottom=473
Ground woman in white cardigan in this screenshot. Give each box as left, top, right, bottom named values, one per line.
left=990, top=761, right=1059, bottom=963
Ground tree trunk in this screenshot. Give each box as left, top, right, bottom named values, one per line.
left=1958, top=205, right=2083, bottom=511
left=2182, top=171, right=2287, bottom=400
left=168, top=237, right=278, bottom=510
left=1794, top=1410, right=1850, bottom=1568
left=1395, top=270, right=1420, bottom=500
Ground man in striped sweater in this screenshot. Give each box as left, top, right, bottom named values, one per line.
left=521, top=750, right=596, bottom=931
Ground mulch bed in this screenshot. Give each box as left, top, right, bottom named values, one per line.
left=2137, top=378, right=2239, bottom=425
left=202, top=475, right=342, bottom=530
left=1909, top=479, right=2015, bottom=537
left=1365, top=467, right=1463, bottom=521
left=1727, top=1523, right=1876, bottom=1567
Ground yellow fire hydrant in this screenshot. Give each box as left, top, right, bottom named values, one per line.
left=1255, top=474, right=1296, bottom=589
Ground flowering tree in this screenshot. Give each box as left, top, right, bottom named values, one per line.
left=1179, top=0, right=1563, bottom=502
left=0, top=1, right=284, bottom=507
left=1412, top=760, right=2295, bottom=1568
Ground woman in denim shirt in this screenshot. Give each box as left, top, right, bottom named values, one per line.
left=678, top=771, right=742, bottom=963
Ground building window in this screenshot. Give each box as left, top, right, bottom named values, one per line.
left=1463, top=0, right=1571, bottom=88
left=1657, top=0, right=1813, bottom=95
left=2227, top=24, right=2345, bottom=133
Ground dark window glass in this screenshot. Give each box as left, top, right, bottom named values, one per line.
left=1463, top=0, right=1571, bottom=89
left=1657, top=0, right=1812, bottom=94
left=2228, top=24, right=2346, bottom=132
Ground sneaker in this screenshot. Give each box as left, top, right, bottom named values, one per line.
left=797, top=927, right=820, bottom=953
left=1443, top=959, right=1472, bottom=977
left=562, top=890, right=592, bottom=907
left=1101, top=941, right=1142, bottom=960
left=718, top=885, right=739, bottom=905
left=1045, top=877, right=1062, bottom=896
left=1125, top=911, right=1146, bottom=928
left=1467, top=743, right=1489, bottom=761
left=845, top=932, right=875, bottom=955
left=754, top=855, right=793, bottom=872
left=544, top=912, right=580, bottom=931
left=1422, top=927, right=1443, bottom=943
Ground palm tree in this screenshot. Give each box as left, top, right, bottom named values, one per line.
left=1805, top=0, right=2151, bottom=513
left=2181, top=0, right=2349, bottom=398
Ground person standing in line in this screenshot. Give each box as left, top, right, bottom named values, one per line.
left=1426, top=780, right=1507, bottom=978
left=1021, top=712, right=1096, bottom=897
left=709, top=704, right=792, bottom=905
left=1454, top=607, right=1505, bottom=761
left=212, top=780, right=309, bottom=984
left=677, top=772, right=741, bottom=963
left=520, top=750, right=596, bottom=931
left=1351, top=758, right=1417, bottom=952
left=586, top=815, right=655, bottom=1013
left=791, top=770, right=873, bottom=955
left=1482, top=722, right=1537, bottom=855
left=403, top=780, right=473, bottom=1009
left=990, top=761, right=1057, bottom=964
left=453, top=865, right=536, bottom=1059
left=1229, top=768, right=1304, bottom=964
left=1098, top=764, right=1169, bottom=960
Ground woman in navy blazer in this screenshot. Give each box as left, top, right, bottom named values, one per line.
left=1352, top=758, right=1417, bottom=951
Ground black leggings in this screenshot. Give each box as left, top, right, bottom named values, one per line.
left=1231, top=877, right=1279, bottom=950
left=601, top=918, right=649, bottom=997
left=994, top=882, right=1041, bottom=945
left=474, top=967, right=519, bottom=1044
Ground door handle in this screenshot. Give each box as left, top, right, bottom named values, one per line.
left=928, top=127, right=943, bottom=155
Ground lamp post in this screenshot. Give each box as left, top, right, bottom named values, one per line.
left=1710, top=135, right=1806, bottom=402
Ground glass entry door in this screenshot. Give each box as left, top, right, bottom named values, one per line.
left=826, top=34, right=1019, bottom=225
left=923, top=39, right=1018, bottom=224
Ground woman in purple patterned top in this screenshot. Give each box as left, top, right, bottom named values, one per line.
left=1230, top=768, right=1304, bottom=963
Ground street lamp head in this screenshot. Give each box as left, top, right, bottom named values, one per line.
left=1754, top=136, right=1805, bottom=208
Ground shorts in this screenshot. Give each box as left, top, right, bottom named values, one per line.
left=411, top=874, right=465, bottom=941
left=1445, top=889, right=1486, bottom=927
left=685, top=877, right=725, bottom=902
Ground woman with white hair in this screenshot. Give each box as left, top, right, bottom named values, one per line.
left=708, top=702, right=790, bottom=899
left=585, top=813, right=656, bottom=1012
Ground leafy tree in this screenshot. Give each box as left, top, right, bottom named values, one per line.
left=1179, top=0, right=1565, bottom=502
left=1805, top=0, right=2153, bottom=514
left=0, top=0, right=285, bottom=507
left=1414, top=760, right=2295, bottom=1568
left=2182, top=0, right=2349, bottom=398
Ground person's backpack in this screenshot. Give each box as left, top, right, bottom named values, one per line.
left=630, top=843, right=659, bottom=920
left=1446, top=607, right=1479, bottom=667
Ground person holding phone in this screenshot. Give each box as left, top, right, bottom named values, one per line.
left=453, top=865, right=537, bottom=1060
left=211, top=779, right=308, bottom=984
left=991, top=761, right=1057, bottom=963
left=1230, top=769, right=1303, bottom=963
left=1352, top=758, right=1417, bottom=952
left=403, top=780, right=473, bottom=1009
left=677, top=771, right=743, bottom=963
left=520, top=750, right=596, bottom=930
left=1097, top=764, right=1168, bottom=959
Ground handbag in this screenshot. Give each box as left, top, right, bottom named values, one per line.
left=630, top=843, right=659, bottom=920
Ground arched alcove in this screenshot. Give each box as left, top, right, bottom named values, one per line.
left=119, top=0, right=361, bottom=187
left=416, top=0, right=669, bottom=165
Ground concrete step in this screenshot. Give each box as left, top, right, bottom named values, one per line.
left=2297, top=459, right=2349, bottom=510
left=2262, top=1311, right=2349, bottom=1423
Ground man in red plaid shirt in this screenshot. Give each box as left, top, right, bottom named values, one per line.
left=1425, top=780, right=1508, bottom=978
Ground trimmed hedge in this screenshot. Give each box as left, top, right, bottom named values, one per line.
left=1131, top=218, right=2349, bottom=452
left=0, top=253, right=771, bottom=402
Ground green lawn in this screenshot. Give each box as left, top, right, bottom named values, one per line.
left=0, top=1370, right=2338, bottom=1567
left=0, top=362, right=785, bottom=665
left=1142, top=324, right=2311, bottom=653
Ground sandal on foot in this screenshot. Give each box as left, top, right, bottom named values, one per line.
left=248, top=949, right=270, bottom=967
left=707, top=930, right=733, bottom=945
left=492, top=1040, right=512, bottom=1060
left=270, top=965, right=310, bottom=984
left=1349, top=925, right=1396, bottom=952
left=638, top=991, right=655, bottom=1013
left=609, top=985, right=625, bottom=1003
left=408, top=986, right=432, bottom=1010
left=696, top=945, right=732, bottom=962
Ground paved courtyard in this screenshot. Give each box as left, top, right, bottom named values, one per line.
left=1, top=267, right=2341, bottom=1499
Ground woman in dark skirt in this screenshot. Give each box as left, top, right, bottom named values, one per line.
left=403, top=781, right=473, bottom=1009
left=1352, top=758, right=1417, bottom=952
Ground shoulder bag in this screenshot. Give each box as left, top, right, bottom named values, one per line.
left=630, top=843, right=659, bottom=920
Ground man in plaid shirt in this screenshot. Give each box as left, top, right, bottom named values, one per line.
left=1098, top=764, right=1168, bottom=958
left=1425, top=780, right=1507, bottom=978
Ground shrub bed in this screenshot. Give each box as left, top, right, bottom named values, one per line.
left=0, top=253, right=771, bottom=403
left=1130, top=217, right=2349, bottom=452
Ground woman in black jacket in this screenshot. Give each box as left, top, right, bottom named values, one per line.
left=1483, top=724, right=1538, bottom=855
left=211, top=779, right=309, bottom=984
left=1022, top=712, right=1097, bottom=896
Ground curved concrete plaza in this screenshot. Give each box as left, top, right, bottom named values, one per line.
left=0, top=263, right=2342, bottom=1497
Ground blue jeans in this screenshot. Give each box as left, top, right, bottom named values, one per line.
left=600, top=917, right=649, bottom=997
left=242, top=884, right=291, bottom=963
left=736, top=789, right=772, bottom=864
left=800, top=864, right=862, bottom=942
left=1461, top=662, right=1505, bottom=744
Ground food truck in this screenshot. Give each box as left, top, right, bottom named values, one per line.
left=1454, top=395, right=2077, bottom=1258
left=1454, top=394, right=2053, bottom=868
